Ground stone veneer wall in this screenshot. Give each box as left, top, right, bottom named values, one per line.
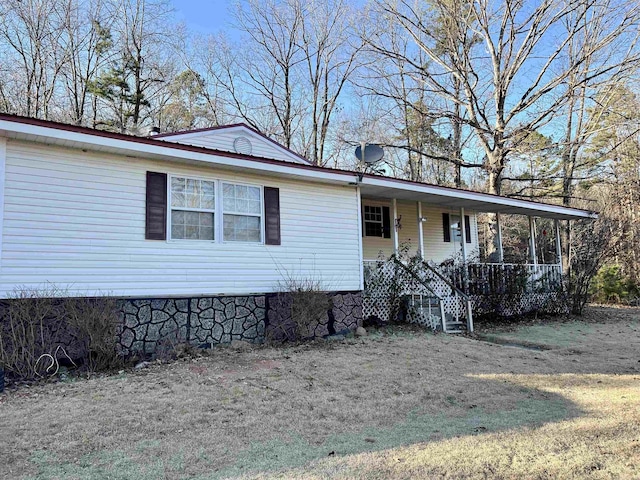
left=117, top=296, right=267, bottom=356
left=265, top=291, right=363, bottom=342
left=0, top=292, right=363, bottom=362
left=118, top=291, right=362, bottom=356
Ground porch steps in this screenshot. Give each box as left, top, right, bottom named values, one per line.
left=443, top=313, right=467, bottom=333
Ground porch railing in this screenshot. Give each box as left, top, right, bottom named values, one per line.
left=363, top=259, right=474, bottom=333
left=442, top=263, right=563, bottom=295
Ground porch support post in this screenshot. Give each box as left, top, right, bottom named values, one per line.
left=528, top=216, right=538, bottom=266
left=392, top=198, right=399, bottom=254
left=496, top=212, right=504, bottom=263
left=460, top=207, right=470, bottom=296
left=459, top=207, right=468, bottom=263
left=417, top=201, right=425, bottom=259
left=356, top=186, right=364, bottom=290
left=555, top=218, right=563, bottom=275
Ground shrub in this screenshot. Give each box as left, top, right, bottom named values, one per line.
left=0, top=286, right=123, bottom=382
left=267, top=275, right=333, bottom=343
left=590, top=265, right=640, bottom=304
left=566, top=218, right=618, bottom=314
left=0, top=286, right=67, bottom=380
left=62, top=296, right=123, bottom=372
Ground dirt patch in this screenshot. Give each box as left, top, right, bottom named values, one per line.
left=0, top=306, right=639, bottom=479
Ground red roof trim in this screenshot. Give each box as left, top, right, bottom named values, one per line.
left=0, top=113, right=326, bottom=173
left=152, top=122, right=313, bottom=164
left=0, top=113, right=596, bottom=216
left=151, top=123, right=248, bottom=137
left=361, top=173, right=596, bottom=215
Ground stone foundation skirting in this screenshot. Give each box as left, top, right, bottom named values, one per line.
left=0, top=291, right=364, bottom=361
left=118, top=296, right=267, bottom=356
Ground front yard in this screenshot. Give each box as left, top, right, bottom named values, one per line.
left=1, top=306, right=639, bottom=479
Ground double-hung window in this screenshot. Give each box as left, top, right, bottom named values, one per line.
left=169, top=178, right=263, bottom=242
left=148, top=172, right=276, bottom=244
left=222, top=183, right=262, bottom=242
left=170, top=177, right=215, bottom=240
left=363, top=205, right=384, bottom=237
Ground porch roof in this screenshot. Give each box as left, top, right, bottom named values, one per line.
left=359, top=175, right=597, bottom=221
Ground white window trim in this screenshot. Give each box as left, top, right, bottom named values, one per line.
left=165, top=174, right=266, bottom=245
left=167, top=174, right=217, bottom=243
left=221, top=181, right=264, bottom=244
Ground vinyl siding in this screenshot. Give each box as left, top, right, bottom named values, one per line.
left=0, top=140, right=360, bottom=298
left=362, top=199, right=479, bottom=263
left=161, top=128, right=304, bottom=163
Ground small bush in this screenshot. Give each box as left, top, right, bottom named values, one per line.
left=0, top=286, right=123, bottom=382
left=590, top=265, right=640, bottom=304
left=267, top=276, right=333, bottom=343
left=567, top=218, right=618, bottom=314
left=0, top=286, right=66, bottom=380
left=290, top=289, right=333, bottom=339
left=63, top=296, right=123, bottom=372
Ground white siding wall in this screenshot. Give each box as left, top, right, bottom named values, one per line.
left=0, top=140, right=360, bottom=298
left=162, top=129, right=303, bottom=163
left=362, top=199, right=479, bottom=263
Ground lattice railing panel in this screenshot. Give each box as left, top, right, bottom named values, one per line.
left=363, top=259, right=468, bottom=329
left=364, top=260, right=435, bottom=323
left=363, top=258, right=568, bottom=331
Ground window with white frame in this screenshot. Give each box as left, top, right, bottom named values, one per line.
left=363, top=205, right=383, bottom=237
left=170, top=177, right=215, bottom=240
left=450, top=214, right=462, bottom=242
left=222, top=182, right=262, bottom=242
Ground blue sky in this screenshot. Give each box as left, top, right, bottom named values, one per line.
left=173, top=0, right=233, bottom=34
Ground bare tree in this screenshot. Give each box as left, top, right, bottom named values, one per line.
left=231, top=0, right=307, bottom=149
left=59, top=0, right=115, bottom=125
left=89, top=0, right=176, bottom=133
left=297, top=0, right=361, bottom=165
left=192, top=0, right=361, bottom=164
left=0, top=0, right=71, bottom=119
left=358, top=0, right=481, bottom=185
left=369, top=0, right=640, bottom=256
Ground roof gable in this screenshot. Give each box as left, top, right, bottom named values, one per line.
left=154, top=124, right=310, bottom=164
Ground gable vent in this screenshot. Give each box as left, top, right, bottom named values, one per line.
left=233, top=136, right=253, bottom=155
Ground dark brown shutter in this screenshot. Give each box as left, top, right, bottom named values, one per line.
left=145, top=172, right=167, bottom=240
left=264, top=187, right=281, bottom=245
left=442, top=213, right=451, bottom=242
left=382, top=206, right=391, bottom=238
left=464, top=215, right=472, bottom=243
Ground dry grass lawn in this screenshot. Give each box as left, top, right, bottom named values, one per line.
left=0, top=306, right=639, bottom=479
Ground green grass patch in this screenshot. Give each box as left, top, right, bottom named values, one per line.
left=482, top=322, right=595, bottom=348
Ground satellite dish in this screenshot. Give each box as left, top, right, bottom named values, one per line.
left=355, top=144, right=384, bottom=165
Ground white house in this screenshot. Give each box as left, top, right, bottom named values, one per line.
left=0, top=114, right=595, bottom=351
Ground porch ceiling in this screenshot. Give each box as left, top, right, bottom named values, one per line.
left=359, top=176, right=597, bottom=220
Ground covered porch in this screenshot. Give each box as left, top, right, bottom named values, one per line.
left=355, top=176, right=596, bottom=333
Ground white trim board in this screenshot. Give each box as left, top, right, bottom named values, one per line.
left=0, top=137, right=6, bottom=267
left=0, top=115, right=597, bottom=221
